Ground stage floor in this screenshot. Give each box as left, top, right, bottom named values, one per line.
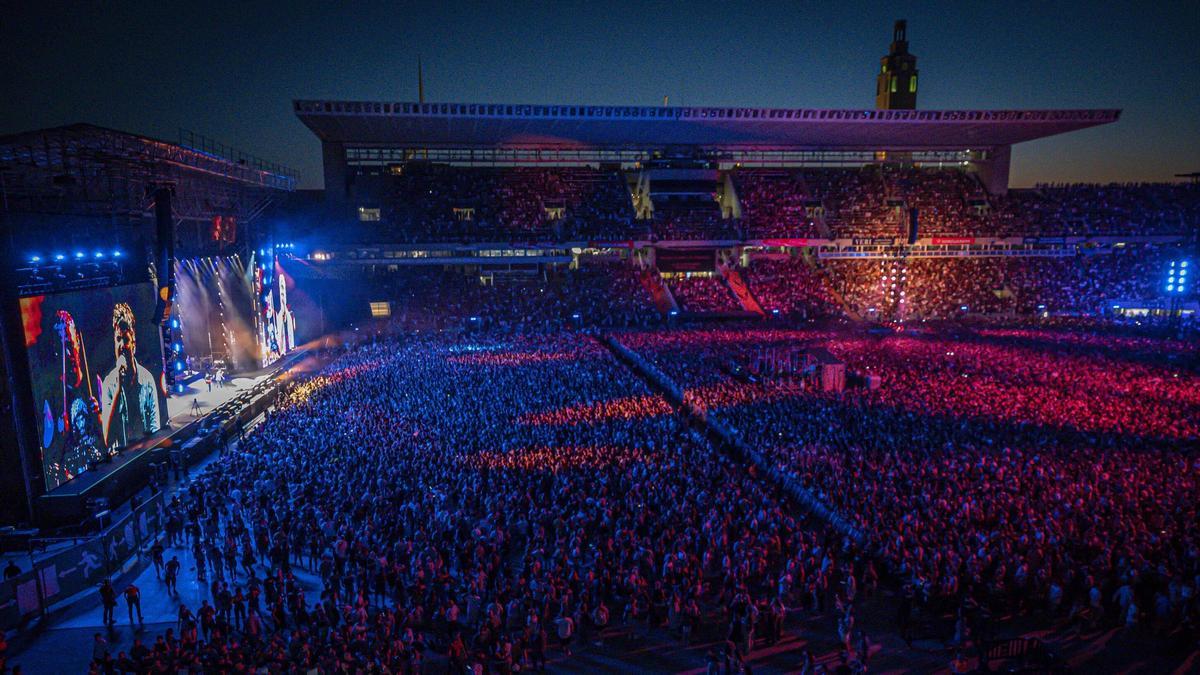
left=164, top=373, right=270, bottom=426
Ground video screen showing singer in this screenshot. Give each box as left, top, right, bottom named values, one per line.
left=100, top=303, right=161, bottom=449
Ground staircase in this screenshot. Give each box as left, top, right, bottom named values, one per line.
left=718, top=265, right=765, bottom=316
left=639, top=269, right=679, bottom=315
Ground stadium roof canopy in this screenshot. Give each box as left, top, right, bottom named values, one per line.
left=295, top=100, right=1119, bottom=150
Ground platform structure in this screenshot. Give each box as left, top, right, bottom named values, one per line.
left=164, top=372, right=271, bottom=427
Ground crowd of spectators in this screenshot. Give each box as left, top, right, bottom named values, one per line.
left=996, top=183, right=1200, bottom=237
left=803, top=168, right=898, bottom=238
left=82, top=334, right=883, bottom=673
left=743, top=257, right=841, bottom=319
left=732, top=170, right=822, bottom=239
left=387, top=166, right=636, bottom=241
left=667, top=274, right=743, bottom=313
left=329, top=163, right=1199, bottom=242
left=650, top=204, right=738, bottom=241
left=813, top=244, right=1195, bottom=319
left=618, top=326, right=1200, bottom=646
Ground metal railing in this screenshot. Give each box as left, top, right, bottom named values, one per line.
left=178, top=129, right=297, bottom=190
left=0, top=492, right=164, bottom=631
left=296, top=99, right=1121, bottom=125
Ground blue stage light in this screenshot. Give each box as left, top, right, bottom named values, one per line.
left=171, top=319, right=179, bottom=328
left=54, top=253, right=65, bottom=261
left=95, top=251, right=105, bottom=258
left=113, top=250, right=122, bottom=258
left=30, top=255, right=41, bottom=263
left=74, top=251, right=84, bottom=259
left=175, top=362, right=183, bottom=371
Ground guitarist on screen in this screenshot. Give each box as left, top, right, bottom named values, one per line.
left=51, top=310, right=105, bottom=481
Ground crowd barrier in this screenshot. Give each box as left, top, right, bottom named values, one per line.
left=0, top=491, right=164, bottom=632
left=601, top=332, right=865, bottom=546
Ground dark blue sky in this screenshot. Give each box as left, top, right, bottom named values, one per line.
left=4, top=1, right=1197, bottom=188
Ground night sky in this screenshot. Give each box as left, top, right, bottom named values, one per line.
left=3, top=1, right=1197, bottom=188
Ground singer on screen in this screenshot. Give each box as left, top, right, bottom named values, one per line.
left=101, top=303, right=161, bottom=449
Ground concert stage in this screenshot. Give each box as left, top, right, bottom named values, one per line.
left=34, top=351, right=310, bottom=528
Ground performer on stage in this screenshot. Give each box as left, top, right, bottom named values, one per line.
left=101, top=303, right=161, bottom=450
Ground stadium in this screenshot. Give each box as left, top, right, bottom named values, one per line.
left=0, top=9, right=1198, bottom=674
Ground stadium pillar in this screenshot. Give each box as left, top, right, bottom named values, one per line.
left=0, top=214, right=41, bottom=522
left=322, top=141, right=349, bottom=207
left=977, top=145, right=1012, bottom=196
left=152, top=187, right=175, bottom=325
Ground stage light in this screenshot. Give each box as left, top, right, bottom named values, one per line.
left=175, top=362, right=183, bottom=371
left=113, top=250, right=122, bottom=258
left=74, top=251, right=84, bottom=259
left=171, top=319, right=179, bottom=328
left=1182, top=261, right=1189, bottom=268
left=95, top=251, right=105, bottom=258
left=30, top=255, right=41, bottom=263
left=1167, top=285, right=1175, bottom=292
left=54, top=253, right=65, bottom=261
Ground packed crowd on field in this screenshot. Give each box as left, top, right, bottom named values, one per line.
left=82, top=334, right=892, bottom=673
left=617, top=326, right=1200, bottom=643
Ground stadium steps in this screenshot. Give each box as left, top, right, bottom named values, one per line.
left=639, top=269, right=678, bottom=315
left=718, top=265, right=765, bottom=316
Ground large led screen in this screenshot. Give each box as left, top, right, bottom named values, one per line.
left=254, top=257, right=297, bottom=367
left=20, top=284, right=169, bottom=491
